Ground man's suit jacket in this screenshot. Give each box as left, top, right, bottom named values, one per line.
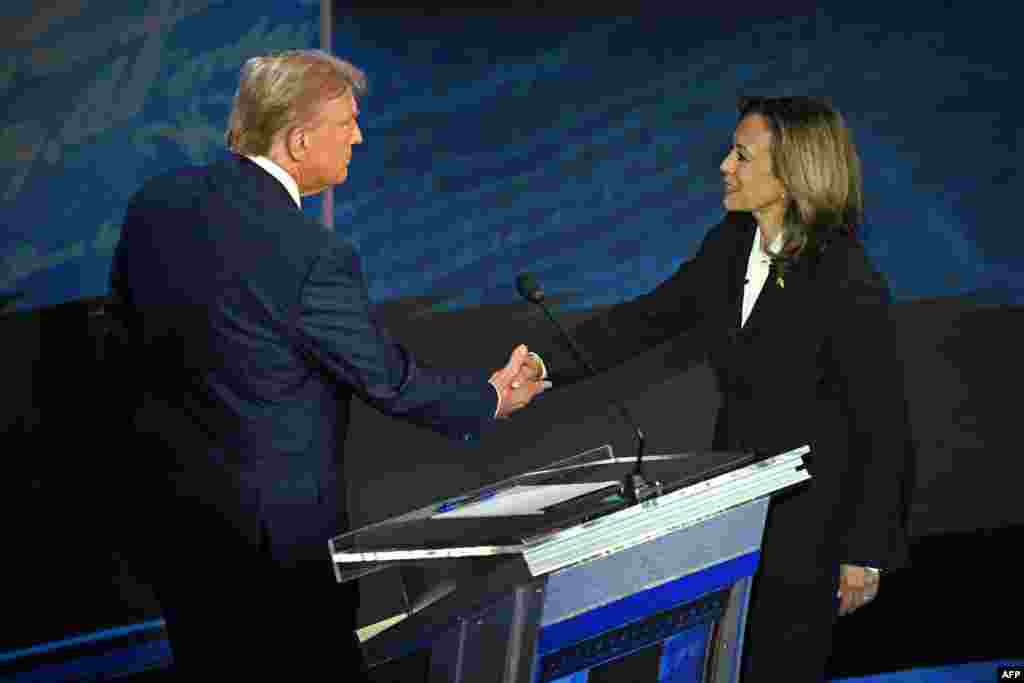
left=538, top=212, right=910, bottom=582
left=109, top=154, right=498, bottom=566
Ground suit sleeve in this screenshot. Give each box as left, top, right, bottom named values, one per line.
left=830, top=246, right=911, bottom=572
left=537, top=221, right=728, bottom=385
left=106, top=201, right=145, bottom=392
left=293, top=238, right=498, bottom=441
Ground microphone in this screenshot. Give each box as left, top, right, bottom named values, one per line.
left=515, top=273, right=659, bottom=505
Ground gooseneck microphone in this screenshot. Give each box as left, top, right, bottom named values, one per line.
left=515, top=273, right=658, bottom=505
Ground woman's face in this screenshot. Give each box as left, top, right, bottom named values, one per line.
left=720, top=114, right=787, bottom=229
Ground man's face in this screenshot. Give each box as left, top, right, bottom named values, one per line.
left=298, top=89, right=363, bottom=196
left=720, top=113, right=787, bottom=225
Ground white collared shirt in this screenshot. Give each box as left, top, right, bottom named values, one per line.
left=245, top=155, right=302, bottom=210
left=741, top=227, right=784, bottom=327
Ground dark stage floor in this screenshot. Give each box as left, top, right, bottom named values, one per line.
left=104, top=524, right=1022, bottom=682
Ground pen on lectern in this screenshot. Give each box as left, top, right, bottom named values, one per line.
left=437, top=489, right=498, bottom=514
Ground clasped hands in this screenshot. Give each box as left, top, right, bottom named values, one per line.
left=490, top=345, right=551, bottom=419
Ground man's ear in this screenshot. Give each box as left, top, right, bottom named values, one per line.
left=285, top=126, right=308, bottom=161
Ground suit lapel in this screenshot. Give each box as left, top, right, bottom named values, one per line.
left=729, top=216, right=791, bottom=339
left=729, top=217, right=757, bottom=330
left=742, top=261, right=784, bottom=335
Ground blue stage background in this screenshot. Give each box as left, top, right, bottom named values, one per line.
left=1, top=0, right=322, bottom=311
left=330, top=6, right=1024, bottom=311
left=2, top=3, right=1023, bottom=312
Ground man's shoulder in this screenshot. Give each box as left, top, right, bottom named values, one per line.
left=311, top=229, right=363, bottom=272
left=128, top=158, right=229, bottom=206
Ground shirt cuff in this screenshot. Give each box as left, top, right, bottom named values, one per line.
left=488, top=379, right=503, bottom=419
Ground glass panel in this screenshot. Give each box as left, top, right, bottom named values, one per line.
left=330, top=444, right=762, bottom=584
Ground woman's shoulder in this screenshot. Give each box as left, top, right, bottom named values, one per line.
left=814, top=230, right=888, bottom=292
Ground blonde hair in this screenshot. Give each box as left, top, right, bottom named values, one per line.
left=225, top=50, right=367, bottom=156
left=738, top=96, right=863, bottom=274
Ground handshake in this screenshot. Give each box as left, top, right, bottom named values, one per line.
left=489, top=344, right=551, bottom=419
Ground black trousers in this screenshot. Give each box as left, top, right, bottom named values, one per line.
left=738, top=487, right=843, bottom=683
left=739, top=573, right=841, bottom=682
left=123, top=469, right=366, bottom=680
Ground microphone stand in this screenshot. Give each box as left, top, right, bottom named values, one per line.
left=524, top=282, right=661, bottom=505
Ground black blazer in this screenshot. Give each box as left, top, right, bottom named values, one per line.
left=108, top=154, right=498, bottom=564
left=538, top=212, right=910, bottom=580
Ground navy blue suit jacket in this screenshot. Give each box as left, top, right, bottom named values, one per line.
left=109, top=154, right=498, bottom=566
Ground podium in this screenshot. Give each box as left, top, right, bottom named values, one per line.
left=330, top=444, right=810, bottom=682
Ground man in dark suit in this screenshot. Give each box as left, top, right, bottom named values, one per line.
left=520, top=97, right=909, bottom=681
left=108, top=50, right=549, bottom=679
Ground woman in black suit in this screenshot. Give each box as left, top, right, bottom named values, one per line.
left=523, top=96, right=910, bottom=681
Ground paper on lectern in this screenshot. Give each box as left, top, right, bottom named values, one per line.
left=431, top=482, right=620, bottom=519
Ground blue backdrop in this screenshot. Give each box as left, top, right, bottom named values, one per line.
left=0, top=0, right=321, bottom=311
left=329, top=7, right=1024, bottom=310
left=2, top=4, right=1023, bottom=313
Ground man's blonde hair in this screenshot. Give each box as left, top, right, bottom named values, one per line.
left=225, top=50, right=367, bottom=156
